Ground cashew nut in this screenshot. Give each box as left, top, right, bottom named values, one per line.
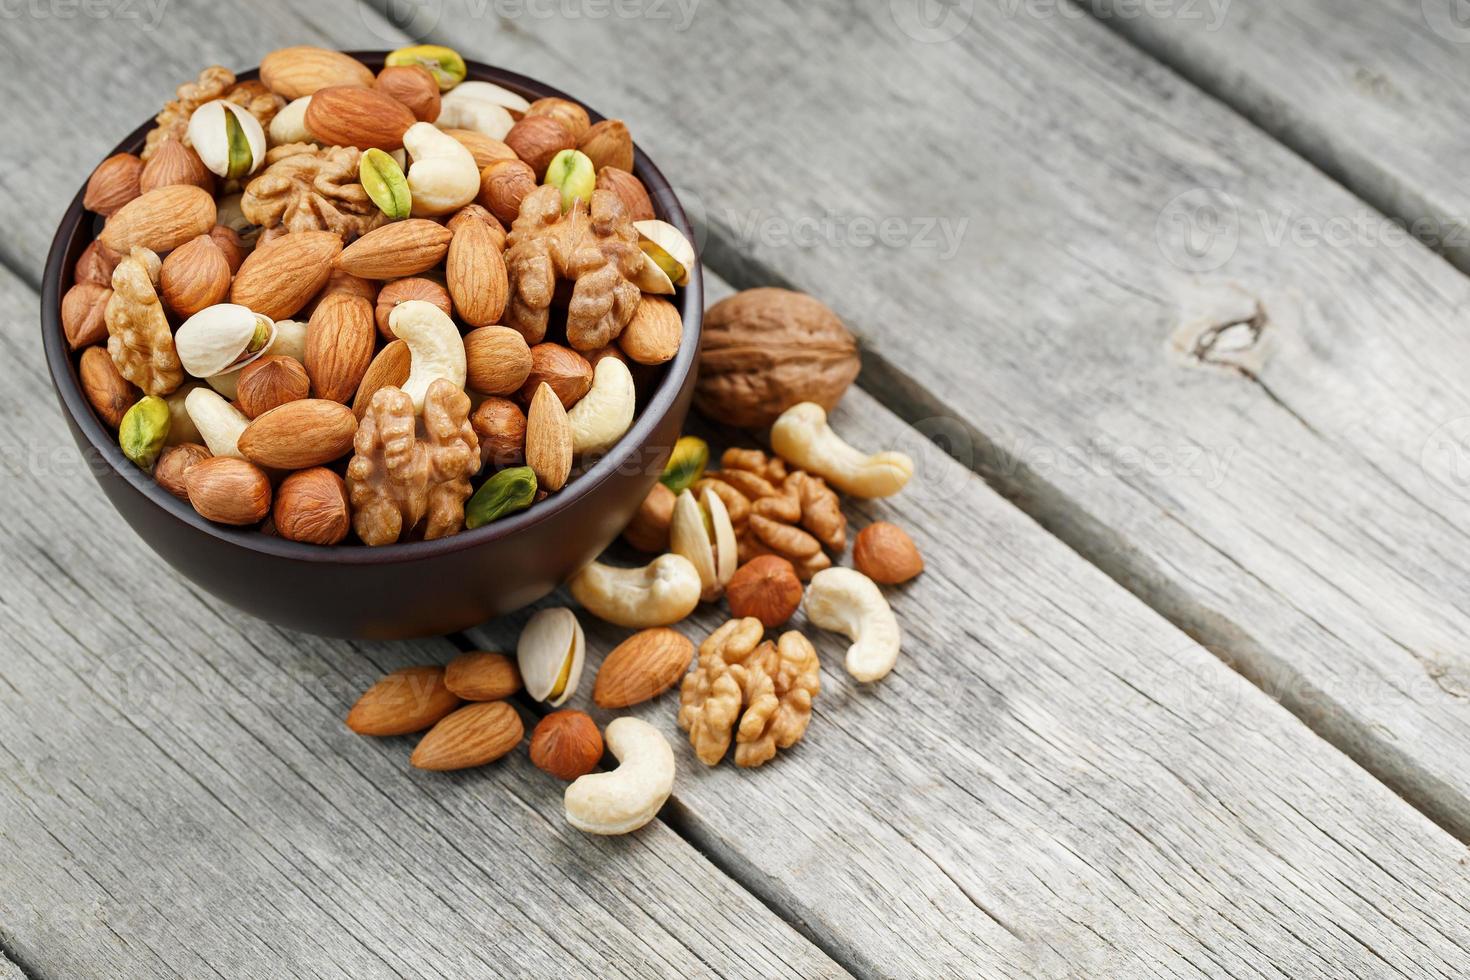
left=569, top=554, right=702, bottom=628
left=184, top=386, right=248, bottom=459
left=770, top=402, right=914, bottom=499
left=568, top=355, right=635, bottom=455
left=389, top=299, right=466, bottom=412
left=435, top=82, right=517, bottom=139
left=404, top=121, right=480, bottom=216
left=804, top=567, right=902, bottom=683
left=269, top=96, right=314, bottom=146
left=669, top=487, right=737, bottom=602
left=564, top=717, right=674, bottom=835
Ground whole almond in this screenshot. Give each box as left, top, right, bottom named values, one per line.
left=100, top=184, right=216, bottom=256
left=445, top=129, right=518, bottom=170
left=353, top=340, right=412, bottom=419
left=519, top=343, right=592, bottom=408
left=231, top=230, right=343, bottom=320
left=185, top=456, right=272, bottom=525
left=410, top=701, right=523, bottom=771
left=447, top=204, right=506, bottom=249
left=464, top=326, right=532, bottom=396
left=320, top=267, right=381, bottom=304
left=375, top=277, right=450, bottom=338
left=306, top=85, right=416, bottom=151
left=593, top=628, right=694, bottom=708
left=346, top=665, right=460, bottom=736
left=471, top=397, right=527, bottom=468
left=79, top=346, right=139, bottom=428
left=595, top=167, right=655, bottom=222
left=139, top=138, right=214, bottom=194
left=75, top=239, right=120, bottom=287
left=447, top=217, right=508, bottom=326
left=726, top=555, right=804, bottom=628
left=529, top=710, right=603, bottom=781
left=335, top=220, right=452, bottom=279
left=525, top=381, right=573, bottom=492
left=273, top=467, right=351, bottom=545
left=159, top=234, right=231, bottom=317
left=208, top=225, right=247, bottom=273
left=853, top=522, right=924, bottom=584
left=376, top=64, right=441, bottom=122
left=524, top=97, right=590, bottom=141
left=236, top=355, right=310, bottom=419
left=505, top=114, right=575, bottom=180
left=260, top=46, right=375, bottom=100
left=61, top=281, right=111, bottom=350
left=83, top=152, right=142, bottom=216
left=444, top=651, right=522, bottom=701
left=618, top=295, right=682, bottom=365
left=306, top=292, right=376, bottom=402
left=154, top=443, right=210, bottom=499
left=578, top=119, right=635, bottom=173
left=477, top=158, right=536, bottom=225
left=238, top=399, right=358, bottom=470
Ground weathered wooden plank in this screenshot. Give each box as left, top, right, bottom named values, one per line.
left=0, top=953, right=24, bottom=980
left=1091, top=0, right=1470, bottom=273
left=463, top=276, right=1470, bottom=979
left=398, top=0, right=1470, bottom=840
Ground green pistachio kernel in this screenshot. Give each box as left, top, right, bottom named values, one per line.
left=385, top=44, right=468, bottom=92
left=660, top=435, right=709, bottom=495
left=360, top=148, right=412, bottom=221
left=465, top=466, right=538, bottom=530
left=119, top=395, right=171, bottom=469
left=544, top=149, right=596, bottom=213
left=224, top=107, right=254, bottom=180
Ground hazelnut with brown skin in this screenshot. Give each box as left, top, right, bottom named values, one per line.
left=154, top=443, right=211, bottom=499
left=529, top=710, right=603, bottom=781
left=471, top=397, right=527, bottom=469
left=375, top=64, right=441, bottom=123
left=273, top=468, right=351, bottom=545
left=725, top=555, right=804, bottom=628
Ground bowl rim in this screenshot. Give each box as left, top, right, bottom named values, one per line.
left=41, top=54, right=702, bottom=567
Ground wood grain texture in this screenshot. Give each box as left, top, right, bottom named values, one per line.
left=398, top=0, right=1470, bottom=840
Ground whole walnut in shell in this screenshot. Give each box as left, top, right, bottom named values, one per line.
left=697, top=289, right=859, bottom=428
left=241, top=144, right=386, bottom=241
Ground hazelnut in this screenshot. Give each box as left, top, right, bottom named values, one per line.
left=618, top=295, right=682, bottom=365
left=375, top=64, right=441, bottom=122
left=519, top=343, right=592, bottom=409
left=622, top=482, right=676, bottom=553
left=159, top=235, right=232, bottom=317
left=504, top=115, right=574, bottom=180
left=375, top=277, right=451, bottom=338
left=524, top=97, right=590, bottom=142
left=465, top=326, right=532, bottom=396
left=61, top=282, right=111, bottom=350
left=471, top=397, right=527, bottom=468
left=236, top=355, right=310, bottom=419
left=595, top=167, right=655, bottom=222
left=578, top=119, right=634, bottom=173
left=74, top=239, right=120, bottom=287
left=139, top=137, right=214, bottom=195
left=208, top=225, right=247, bottom=273
left=853, top=523, right=924, bottom=584
left=154, top=443, right=211, bottom=499
left=83, top=152, right=142, bottom=216
left=477, top=158, right=537, bottom=225
left=529, top=710, right=603, bottom=781
left=725, top=555, right=804, bottom=628
left=273, top=468, right=351, bottom=545
left=186, top=457, right=272, bottom=526
left=78, top=346, right=139, bottom=429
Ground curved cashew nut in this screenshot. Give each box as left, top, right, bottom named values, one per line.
left=770, top=402, right=914, bottom=499
left=269, top=96, right=314, bottom=145
left=564, top=717, right=674, bottom=835
left=184, top=387, right=248, bottom=459
left=804, top=567, right=902, bottom=683
left=569, top=554, right=702, bottom=628
left=435, top=82, right=517, bottom=139
left=404, top=122, right=480, bottom=216
left=568, top=356, right=636, bottom=455
left=389, top=300, right=466, bottom=412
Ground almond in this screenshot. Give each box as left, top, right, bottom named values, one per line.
left=445, top=129, right=518, bottom=170
left=305, top=291, right=376, bottom=403
left=83, top=152, right=142, bottom=216
left=447, top=204, right=506, bottom=249
left=159, top=234, right=231, bottom=317
left=236, top=355, right=310, bottom=419
left=375, top=277, right=450, bottom=338
left=79, top=346, right=139, bottom=428
left=525, top=381, right=573, bottom=492
left=185, top=456, right=272, bottom=525
left=61, top=282, right=111, bottom=350
left=353, top=340, right=412, bottom=419
left=208, top=225, right=247, bottom=273
left=726, top=555, right=804, bottom=628
left=410, top=701, right=523, bottom=771
left=529, top=710, right=603, bottom=781
left=504, top=114, right=575, bottom=180
left=524, top=97, right=590, bottom=141
left=260, top=45, right=375, bottom=100
left=335, top=220, right=452, bottom=279
left=238, top=399, right=358, bottom=469
left=139, top=138, right=214, bottom=194
left=853, top=522, right=924, bottom=584
left=346, top=665, right=460, bottom=736
left=99, top=184, right=216, bottom=256
left=376, top=64, right=441, bottom=122
left=154, top=443, right=210, bottom=499
left=593, top=628, right=694, bottom=708
left=579, top=120, right=635, bottom=173
left=447, top=216, right=508, bottom=326
left=464, top=326, right=532, bottom=395
left=273, top=468, right=351, bottom=545
left=306, top=85, right=416, bottom=151
left=595, top=167, right=655, bottom=222
left=444, top=651, right=522, bottom=701
left=477, top=158, right=536, bottom=225
left=231, top=230, right=343, bottom=320
left=618, top=295, right=682, bottom=365
left=519, top=343, right=592, bottom=408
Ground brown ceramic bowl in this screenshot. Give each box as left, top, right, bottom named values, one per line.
left=41, top=54, right=701, bottom=639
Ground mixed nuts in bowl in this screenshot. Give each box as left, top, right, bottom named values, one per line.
left=42, top=47, right=702, bottom=638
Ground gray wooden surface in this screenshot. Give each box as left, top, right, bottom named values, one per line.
left=5, top=1, right=1470, bottom=977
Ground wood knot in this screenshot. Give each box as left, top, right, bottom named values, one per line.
left=1169, top=281, right=1271, bottom=376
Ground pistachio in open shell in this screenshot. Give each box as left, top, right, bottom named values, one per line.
left=516, top=607, right=586, bottom=707
left=187, top=100, right=267, bottom=180
left=175, top=304, right=277, bottom=379
left=633, top=220, right=694, bottom=287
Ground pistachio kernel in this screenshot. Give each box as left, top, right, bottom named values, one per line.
left=660, top=435, right=709, bottom=494
left=385, top=44, right=468, bottom=91
left=119, top=395, right=172, bottom=469
left=359, top=148, right=412, bottom=220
